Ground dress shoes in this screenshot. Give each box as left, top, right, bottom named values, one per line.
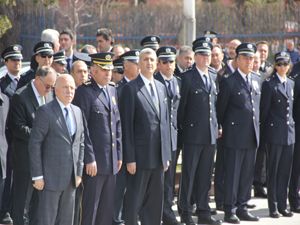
left=194, top=208, right=217, bottom=216
left=197, top=215, right=222, bottom=225
left=224, top=214, right=240, bottom=224
left=236, top=211, right=259, bottom=221
left=181, top=215, right=196, bottom=225
left=246, top=203, right=256, bottom=209
left=254, top=187, right=267, bottom=198
left=162, top=218, right=183, bottom=225
left=269, top=211, right=280, bottom=218
left=291, top=206, right=300, bottom=213
left=0, top=212, right=13, bottom=224
left=279, top=209, right=293, bottom=217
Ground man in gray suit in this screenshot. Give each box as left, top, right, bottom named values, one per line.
left=10, top=66, right=56, bottom=225
left=28, top=74, right=85, bottom=225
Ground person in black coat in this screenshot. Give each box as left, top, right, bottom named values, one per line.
left=155, top=46, right=182, bottom=225
left=72, top=52, right=122, bottom=225
left=178, top=40, right=220, bottom=225
left=260, top=52, right=295, bottom=218
left=217, top=43, right=261, bottom=224
left=0, top=44, right=23, bottom=224
left=120, top=48, right=171, bottom=225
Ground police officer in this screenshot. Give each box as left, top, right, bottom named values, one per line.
left=0, top=44, right=22, bottom=224
left=217, top=43, right=260, bottom=224
left=178, top=40, right=220, bottom=225
left=113, top=50, right=139, bottom=225
left=17, top=41, right=54, bottom=89
left=154, top=46, right=182, bottom=225
left=111, top=58, right=124, bottom=84
left=260, top=52, right=295, bottom=218
left=140, top=35, right=160, bottom=51
left=72, top=52, right=122, bottom=225
left=51, top=50, right=67, bottom=74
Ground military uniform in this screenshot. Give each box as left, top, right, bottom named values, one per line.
left=178, top=40, right=220, bottom=225
left=260, top=52, right=295, bottom=217
left=140, top=35, right=160, bottom=51
left=73, top=53, right=122, bottom=225
left=217, top=43, right=260, bottom=223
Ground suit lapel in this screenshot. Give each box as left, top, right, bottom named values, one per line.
left=70, top=104, right=79, bottom=140
left=27, top=84, right=40, bottom=110
left=193, top=68, right=209, bottom=93
left=137, top=75, right=159, bottom=117
left=236, top=72, right=251, bottom=94
left=275, top=76, right=288, bottom=99
left=53, top=100, right=72, bottom=142
left=91, top=80, right=110, bottom=110
left=154, top=79, right=163, bottom=120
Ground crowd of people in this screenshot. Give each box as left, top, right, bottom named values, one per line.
left=0, top=27, right=300, bottom=225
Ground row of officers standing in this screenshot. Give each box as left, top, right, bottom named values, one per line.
left=0, top=35, right=300, bottom=225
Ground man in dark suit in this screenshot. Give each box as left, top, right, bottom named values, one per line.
left=120, top=48, right=171, bottom=225
left=73, top=52, right=122, bottom=225
left=154, top=46, right=182, bottom=225
left=59, top=29, right=75, bottom=73
left=0, top=44, right=23, bottom=224
left=174, top=45, right=194, bottom=79
left=17, top=41, right=54, bottom=89
left=0, top=90, right=9, bottom=223
left=217, top=43, right=261, bottom=224
left=28, top=74, right=84, bottom=225
left=10, top=66, right=56, bottom=225
left=113, top=49, right=139, bottom=225
left=178, top=40, right=220, bottom=225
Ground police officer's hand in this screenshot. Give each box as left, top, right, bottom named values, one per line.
left=117, top=160, right=122, bottom=172
left=76, top=176, right=82, bottom=187
left=86, top=161, right=97, bottom=177
left=33, top=178, right=44, bottom=190
left=127, top=162, right=136, bottom=175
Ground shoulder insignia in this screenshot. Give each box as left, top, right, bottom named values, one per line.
left=83, top=80, right=92, bottom=86
left=109, top=81, right=116, bottom=86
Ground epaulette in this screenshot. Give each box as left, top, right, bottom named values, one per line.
left=109, top=81, right=116, bottom=86
left=208, top=66, right=217, bottom=74
left=174, top=75, right=181, bottom=80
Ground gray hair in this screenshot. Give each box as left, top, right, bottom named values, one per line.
left=35, top=66, right=56, bottom=78
left=41, top=29, right=59, bottom=43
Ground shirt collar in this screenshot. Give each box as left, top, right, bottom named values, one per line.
left=196, top=66, right=208, bottom=78
left=238, top=68, right=250, bottom=81
left=276, top=73, right=287, bottom=83
left=140, top=73, right=154, bottom=85
left=161, top=73, right=173, bottom=81
left=56, top=97, right=70, bottom=109
left=124, top=76, right=130, bottom=82
left=7, top=72, right=20, bottom=81
left=97, top=84, right=107, bottom=90
left=31, top=80, right=42, bottom=102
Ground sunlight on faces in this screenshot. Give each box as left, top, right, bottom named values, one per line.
left=59, top=34, right=73, bottom=51
left=71, top=61, right=89, bottom=87
left=36, top=54, right=53, bottom=67
left=138, top=50, right=157, bottom=76
left=5, top=58, right=22, bottom=75
left=177, top=52, right=194, bottom=70
left=55, top=74, right=76, bottom=105
left=257, top=44, right=269, bottom=63
left=96, top=36, right=112, bottom=52
left=91, top=64, right=112, bottom=86
left=211, top=47, right=224, bottom=68
left=237, top=54, right=254, bottom=74
left=195, top=53, right=211, bottom=69
left=158, top=59, right=175, bottom=77
left=275, top=62, right=290, bottom=77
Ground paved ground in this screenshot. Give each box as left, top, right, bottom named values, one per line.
left=173, top=197, right=300, bottom=225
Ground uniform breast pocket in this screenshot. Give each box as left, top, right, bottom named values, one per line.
left=193, top=89, right=203, bottom=95
left=92, top=106, right=106, bottom=116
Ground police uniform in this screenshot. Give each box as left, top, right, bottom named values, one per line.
left=113, top=50, right=139, bottom=225
left=154, top=46, right=182, bottom=225
left=0, top=44, right=23, bottom=224
left=217, top=43, right=260, bottom=223
left=178, top=40, right=220, bottom=225
left=140, top=35, right=160, bottom=51
left=260, top=52, right=295, bottom=217
left=17, top=41, right=54, bottom=89
left=72, top=52, right=122, bottom=225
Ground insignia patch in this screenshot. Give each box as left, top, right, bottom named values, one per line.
left=44, top=43, right=50, bottom=48
left=206, top=37, right=210, bottom=42
left=151, top=37, right=156, bottom=42
left=203, top=43, right=208, bottom=47
left=247, top=44, right=253, bottom=49
left=136, top=51, right=139, bottom=56
left=166, top=48, right=171, bottom=53
left=105, top=54, right=112, bottom=60
left=112, top=96, right=116, bottom=105
left=13, top=46, right=18, bottom=51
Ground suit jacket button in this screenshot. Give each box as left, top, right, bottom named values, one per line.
left=287, top=107, right=290, bottom=110
left=253, top=116, right=255, bottom=120
left=231, top=122, right=235, bottom=125
left=270, top=123, right=274, bottom=126
left=287, top=114, right=289, bottom=118
left=210, top=118, right=212, bottom=121
left=190, top=123, right=194, bottom=127
left=287, top=121, right=290, bottom=125
left=278, top=99, right=281, bottom=103
left=252, top=108, right=255, bottom=112
left=112, top=143, right=115, bottom=147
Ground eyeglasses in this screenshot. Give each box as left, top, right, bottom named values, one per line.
left=39, top=77, right=54, bottom=90
left=276, top=62, right=289, bottom=67
left=162, top=61, right=175, bottom=64
left=40, top=55, right=53, bottom=59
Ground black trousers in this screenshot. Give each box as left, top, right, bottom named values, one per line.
left=113, top=164, right=127, bottom=225
left=73, top=183, right=83, bottom=225
left=214, top=138, right=224, bottom=208
left=124, top=167, right=164, bottom=225
left=267, top=144, right=294, bottom=212
left=289, top=141, right=300, bottom=208
left=81, top=174, right=115, bottom=225
left=162, top=150, right=177, bottom=223
left=223, top=147, right=256, bottom=215
left=253, top=143, right=267, bottom=189
left=179, top=144, right=215, bottom=216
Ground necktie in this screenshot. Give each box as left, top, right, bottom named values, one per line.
left=282, top=81, right=286, bottom=91
left=245, top=76, right=251, bottom=91
left=64, top=107, right=72, bottom=136
left=203, top=74, right=210, bottom=91
left=102, top=87, right=110, bottom=108
left=149, top=83, right=159, bottom=113
left=66, top=58, right=71, bottom=72
left=165, top=80, right=174, bottom=98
